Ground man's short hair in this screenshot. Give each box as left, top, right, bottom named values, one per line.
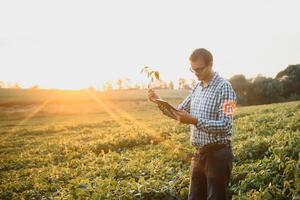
left=189, top=48, right=213, bottom=66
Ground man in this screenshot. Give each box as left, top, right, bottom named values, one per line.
left=148, top=48, right=237, bottom=200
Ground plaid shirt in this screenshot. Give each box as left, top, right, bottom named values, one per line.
left=177, top=71, right=237, bottom=148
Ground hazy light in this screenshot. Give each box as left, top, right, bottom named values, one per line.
left=1, top=0, right=299, bottom=90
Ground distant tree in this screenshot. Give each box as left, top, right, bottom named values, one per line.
left=10, top=82, right=21, bottom=89
left=247, top=75, right=284, bottom=105
left=0, top=81, right=5, bottom=88
left=123, top=78, right=132, bottom=89
left=88, top=85, right=96, bottom=91
left=30, top=85, right=40, bottom=90
left=159, top=80, right=168, bottom=89
left=178, top=78, right=185, bottom=89
left=130, top=83, right=141, bottom=90
left=190, top=79, right=197, bottom=88
left=140, top=83, right=148, bottom=89
left=184, top=84, right=191, bottom=90
left=229, top=74, right=251, bottom=105
left=150, top=79, right=162, bottom=89
left=178, top=78, right=191, bottom=90
left=275, top=64, right=300, bottom=99
left=116, top=79, right=123, bottom=90
left=168, top=81, right=174, bottom=90
left=102, top=81, right=113, bottom=91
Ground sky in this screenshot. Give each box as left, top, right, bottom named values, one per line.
left=0, top=0, right=299, bottom=90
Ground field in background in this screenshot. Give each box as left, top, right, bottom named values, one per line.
left=0, top=88, right=299, bottom=199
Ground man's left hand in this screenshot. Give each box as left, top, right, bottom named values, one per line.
left=173, top=110, right=198, bottom=125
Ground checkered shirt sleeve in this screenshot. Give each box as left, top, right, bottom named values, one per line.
left=195, top=82, right=237, bottom=134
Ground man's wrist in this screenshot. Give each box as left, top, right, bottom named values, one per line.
left=191, top=116, right=198, bottom=125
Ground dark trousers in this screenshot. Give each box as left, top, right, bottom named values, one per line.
left=188, top=145, right=233, bottom=200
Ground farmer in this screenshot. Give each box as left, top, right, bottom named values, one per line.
left=148, top=48, right=237, bottom=200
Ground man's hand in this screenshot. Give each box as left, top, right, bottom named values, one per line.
left=173, top=109, right=198, bottom=125
left=148, top=89, right=160, bottom=103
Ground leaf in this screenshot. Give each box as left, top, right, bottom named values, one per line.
left=154, top=71, right=160, bottom=80
left=149, top=71, right=155, bottom=76
left=140, top=66, right=149, bottom=74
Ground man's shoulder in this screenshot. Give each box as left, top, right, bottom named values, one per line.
left=214, top=73, right=228, bottom=87
left=216, top=76, right=237, bottom=100
left=214, top=74, right=235, bottom=94
left=214, top=73, right=232, bottom=87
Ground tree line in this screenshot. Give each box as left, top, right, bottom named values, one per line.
left=229, top=64, right=300, bottom=105
left=1, top=64, right=299, bottom=106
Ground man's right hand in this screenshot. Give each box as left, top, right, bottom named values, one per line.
left=148, top=89, right=160, bottom=103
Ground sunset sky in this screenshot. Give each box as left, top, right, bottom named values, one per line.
left=0, top=0, right=299, bottom=90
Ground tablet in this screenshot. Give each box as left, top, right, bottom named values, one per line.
left=155, top=99, right=179, bottom=112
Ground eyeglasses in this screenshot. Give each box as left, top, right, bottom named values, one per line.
left=189, top=65, right=207, bottom=74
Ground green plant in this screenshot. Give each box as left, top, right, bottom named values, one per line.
left=140, top=66, right=160, bottom=88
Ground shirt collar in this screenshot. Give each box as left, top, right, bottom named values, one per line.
left=200, top=71, right=218, bottom=88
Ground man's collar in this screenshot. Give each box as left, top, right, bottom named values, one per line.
left=200, top=71, right=218, bottom=88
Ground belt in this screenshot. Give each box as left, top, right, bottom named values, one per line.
left=195, top=141, right=231, bottom=155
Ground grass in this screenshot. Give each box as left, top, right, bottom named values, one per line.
left=0, top=88, right=299, bottom=199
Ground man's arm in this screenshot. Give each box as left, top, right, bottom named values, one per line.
left=195, top=82, right=237, bottom=134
